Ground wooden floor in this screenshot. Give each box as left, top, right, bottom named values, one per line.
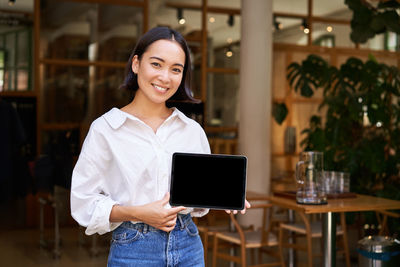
left=0, top=199, right=358, bottom=267
left=0, top=227, right=109, bottom=267
left=0, top=225, right=358, bottom=267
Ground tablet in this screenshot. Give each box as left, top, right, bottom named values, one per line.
left=169, top=152, right=247, bottom=210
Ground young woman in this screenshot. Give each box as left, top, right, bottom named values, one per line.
left=70, top=26, right=249, bottom=266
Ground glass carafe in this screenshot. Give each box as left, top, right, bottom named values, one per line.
left=295, top=151, right=327, bottom=204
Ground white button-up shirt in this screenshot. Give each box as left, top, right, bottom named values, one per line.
left=70, top=107, right=210, bottom=235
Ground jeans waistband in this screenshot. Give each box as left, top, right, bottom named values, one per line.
left=120, top=213, right=192, bottom=233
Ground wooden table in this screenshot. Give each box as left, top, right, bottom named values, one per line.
left=267, top=193, right=400, bottom=267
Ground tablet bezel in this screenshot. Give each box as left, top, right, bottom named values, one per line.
left=169, top=152, right=247, bottom=210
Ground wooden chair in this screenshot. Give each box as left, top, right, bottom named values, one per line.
left=212, top=203, right=284, bottom=267
left=279, top=212, right=351, bottom=267
left=194, top=210, right=231, bottom=266
left=375, top=210, right=400, bottom=236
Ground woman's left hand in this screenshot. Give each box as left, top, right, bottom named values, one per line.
left=225, top=199, right=251, bottom=215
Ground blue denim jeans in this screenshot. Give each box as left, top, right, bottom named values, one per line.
left=107, top=214, right=204, bottom=267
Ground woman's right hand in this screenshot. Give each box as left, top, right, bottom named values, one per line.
left=136, top=192, right=186, bottom=232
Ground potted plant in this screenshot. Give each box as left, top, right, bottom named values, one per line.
left=273, top=54, right=400, bottom=234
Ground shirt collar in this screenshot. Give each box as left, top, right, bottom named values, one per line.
left=169, top=107, right=191, bottom=125
left=103, top=107, right=190, bottom=130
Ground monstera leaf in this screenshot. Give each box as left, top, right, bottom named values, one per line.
left=346, top=0, right=400, bottom=43
left=287, top=55, right=332, bottom=97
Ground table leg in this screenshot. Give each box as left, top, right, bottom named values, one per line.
left=288, top=209, right=296, bottom=267
left=322, top=212, right=336, bottom=267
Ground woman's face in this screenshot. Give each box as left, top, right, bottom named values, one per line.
left=132, top=39, right=185, bottom=105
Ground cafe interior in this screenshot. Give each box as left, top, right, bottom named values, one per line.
left=1, top=0, right=400, bottom=266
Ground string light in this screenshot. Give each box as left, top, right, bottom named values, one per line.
left=226, top=46, right=233, bottom=57
left=209, top=17, right=215, bottom=23
left=301, top=19, right=309, bottom=34
left=177, top=8, right=185, bottom=25
left=326, top=26, right=333, bottom=32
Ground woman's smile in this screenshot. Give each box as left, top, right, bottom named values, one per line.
left=153, top=83, right=168, bottom=93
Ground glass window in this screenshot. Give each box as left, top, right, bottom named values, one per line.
left=360, top=34, right=385, bottom=51
left=17, top=30, right=29, bottom=67
left=94, top=67, right=131, bottom=117
left=207, top=72, right=239, bottom=127
left=273, top=0, right=308, bottom=14
left=16, top=69, right=28, bottom=91
left=156, top=1, right=201, bottom=31
left=0, top=28, right=32, bottom=91
left=5, top=32, right=16, bottom=68
left=0, top=50, right=4, bottom=91
left=209, top=42, right=239, bottom=69
left=40, top=0, right=94, bottom=60
left=42, top=66, right=89, bottom=123
left=313, top=34, right=335, bottom=48
left=312, top=23, right=354, bottom=48
left=385, top=32, right=400, bottom=52
left=98, top=3, right=143, bottom=62
left=4, top=68, right=13, bottom=91
left=312, top=0, right=348, bottom=17
left=208, top=13, right=241, bottom=68
left=273, top=17, right=308, bottom=45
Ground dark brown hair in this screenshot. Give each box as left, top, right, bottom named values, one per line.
left=120, top=26, right=197, bottom=102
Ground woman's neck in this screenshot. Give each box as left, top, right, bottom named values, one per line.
left=122, top=91, right=172, bottom=121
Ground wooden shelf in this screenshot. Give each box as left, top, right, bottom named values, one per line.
left=0, top=91, right=37, bottom=97
left=207, top=67, right=239, bottom=74
left=205, top=126, right=238, bottom=134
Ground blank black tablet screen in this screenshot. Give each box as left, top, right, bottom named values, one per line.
left=170, top=152, right=247, bottom=210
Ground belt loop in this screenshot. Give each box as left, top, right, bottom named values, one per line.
left=178, top=214, right=184, bottom=230
left=143, top=224, right=148, bottom=233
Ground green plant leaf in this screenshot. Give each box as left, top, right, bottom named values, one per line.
left=377, top=0, right=400, bottom=9
left=350, top=26, right=375, bottom=44
left=345, top=0, right=364, bottom=10
left=300, top=83, right=314, bottom=97
left=382, top=10, right=400, bottom=33
left=272, top=102, right=288, bottom=125
left=370, top=14, right=386, bottom=33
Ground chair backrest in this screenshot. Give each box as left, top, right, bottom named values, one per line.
left=229, top=202, right=277, bottom=246
left=375, top=210, right=400, bottom=235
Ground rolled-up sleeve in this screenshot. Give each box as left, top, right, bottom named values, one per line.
left=71, top=153, right=120, bottom=235
left=70, top=124, right=120, bottom=235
